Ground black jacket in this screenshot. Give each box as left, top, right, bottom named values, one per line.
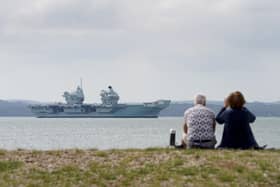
left=216, top=107, right=258, bottom=149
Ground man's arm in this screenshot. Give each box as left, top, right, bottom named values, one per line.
left=213, top=119, right=216, bottom=132
left=183, top=110, right=189, bottom=134
left=183, top=122, right=188, bottom=134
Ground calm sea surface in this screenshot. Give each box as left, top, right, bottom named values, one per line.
left=0, top=117, right=279, bottom=150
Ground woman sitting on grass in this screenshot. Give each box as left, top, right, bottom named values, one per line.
left=216, top=91, right=260, bottom=149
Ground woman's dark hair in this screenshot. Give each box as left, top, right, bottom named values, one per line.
left=227, top=91, right=246, bottom=109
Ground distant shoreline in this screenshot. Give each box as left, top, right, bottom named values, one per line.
left=2, top=100, right=280, bottom=117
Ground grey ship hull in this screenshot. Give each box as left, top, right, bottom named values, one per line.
left=30, top=101, right=170, bottom=118
left=37, top=115, right=159, bottom=118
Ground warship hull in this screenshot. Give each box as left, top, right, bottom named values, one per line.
left=29, top=85, right=170, bottom=118
left=37, top=115, right=159, bottom=118
left=30, top=101, right=170, bottom=118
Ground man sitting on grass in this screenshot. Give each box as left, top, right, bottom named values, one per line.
left=177, top=94, right=217, bottom=149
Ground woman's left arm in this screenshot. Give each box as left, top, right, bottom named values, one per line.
left=216, top=107, right=227, bottom=124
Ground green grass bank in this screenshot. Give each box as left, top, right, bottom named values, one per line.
left=0, top=148, right=279, bottom=186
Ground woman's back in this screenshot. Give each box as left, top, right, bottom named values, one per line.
left=217, top=107, right=258, bottom=149
left=216, top=91, right=259, bottom=149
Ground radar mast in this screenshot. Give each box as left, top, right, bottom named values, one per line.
left=80, top=78, right=83, bottom=89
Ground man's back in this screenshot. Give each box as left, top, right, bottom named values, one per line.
left=184, top=104, right=215, bottom=141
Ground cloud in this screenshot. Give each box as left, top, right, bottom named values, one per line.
left=0, top=0, right=279, bottom=101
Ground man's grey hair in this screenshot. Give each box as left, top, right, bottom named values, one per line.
left=194, top=94, right=206, bottom=106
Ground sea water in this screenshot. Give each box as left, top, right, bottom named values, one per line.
left=0, top=117, right=278, bottom=150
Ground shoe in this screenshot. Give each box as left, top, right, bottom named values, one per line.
left=174, top=144, right=185, bottom=149
left=254, top=144, right=267, bottom=150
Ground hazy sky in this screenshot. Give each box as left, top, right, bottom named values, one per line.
left=0, top=0, right=279, bottom=103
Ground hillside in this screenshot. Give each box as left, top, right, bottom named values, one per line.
left=0, top=100, right=32, bottom=116
left=160, top=102, right=280, bottom=117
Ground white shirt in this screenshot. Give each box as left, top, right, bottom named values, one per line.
left=184, top=104, right=215, bottom=141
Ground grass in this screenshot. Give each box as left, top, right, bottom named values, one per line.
left=0, top=149, right=279, bottom=186
left=0, top=160, right=23, bottom=172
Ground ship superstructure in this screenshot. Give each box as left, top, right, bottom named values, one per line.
left=29, top=85, right=170, bottom=118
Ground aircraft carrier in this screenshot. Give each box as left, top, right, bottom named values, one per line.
left=29, top=84, right=170, bottom=118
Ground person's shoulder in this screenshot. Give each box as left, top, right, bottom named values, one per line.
left=184, top=106, right=195, bottom=116
left=223, top=107, right=234, bottom=115
left=203, top=106, right=215, bottom=115
left=241, top=107, right=249, bottom=112
left=241, top=107, right=254, bottom=114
